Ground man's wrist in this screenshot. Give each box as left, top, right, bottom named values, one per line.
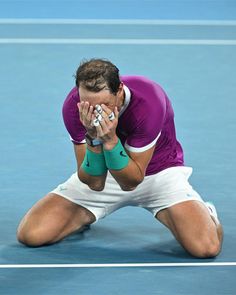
left=103, top=136, right=119, bottom=151
left=87, top=144, right=103, bottom=153
left=85, top=133, right=102, bottom=147
left=81, top=148, right=107, bottom=176
left=86, top=127, right=97, bottom=139
left=103, top=138, right=129, bottom=170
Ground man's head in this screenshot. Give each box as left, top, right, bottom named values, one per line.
left=75, top=59, right=124, bottom=111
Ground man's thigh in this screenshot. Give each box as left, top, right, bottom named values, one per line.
left=17, top=193, right=96, bottom=246
left=155, top=200, right=222, bottom=257
left=156, top=200, right=214, bottom=236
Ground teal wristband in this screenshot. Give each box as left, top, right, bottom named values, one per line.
left=81, top=148, right=107, bottom=176
left=103, top=139, right=129, bottom=170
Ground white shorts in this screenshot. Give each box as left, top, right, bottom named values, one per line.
left=51, top=166, right=205, bottom=222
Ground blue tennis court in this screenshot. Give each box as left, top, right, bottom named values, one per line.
left=0, top=1, right=236, bottom=294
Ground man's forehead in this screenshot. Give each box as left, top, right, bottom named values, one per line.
left=78, top=87, right=112, bottom=104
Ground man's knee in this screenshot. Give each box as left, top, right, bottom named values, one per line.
left=17, top=229, right=43, bottom=247
left=187, top=235, right=222, bottom=258
left=17, top=225, right=52, bottom=247
left=17, top=217, right=61, bottom=247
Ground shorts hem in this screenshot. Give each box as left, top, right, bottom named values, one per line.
left=50, top=190, right=99, bottom=223
left=151, top=198, right=206, bottom=217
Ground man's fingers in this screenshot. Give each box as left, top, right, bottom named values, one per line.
left=78, top=101, right=85, bottom=116
left=99, top=118, right=110, bottom=133
left=95, top=123, right=103, bottom=137
left=101, top=104, right=118, bottom=121
left=108, top=112, right=115, bottom=121
left=95, top=104, right=103, bottom=114
left=100, top=104, right=110, bottom=113
left=83, top=101, right=90, bottom=115
left=114, top=106, right=119, bottom=118
left=87, top=105, right=94, bottom=122
left=78, top=101, right=94, bottom=124
left=77, top=102, right=82, bottom=113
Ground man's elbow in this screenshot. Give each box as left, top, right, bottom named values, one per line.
left=120, top=186, right=136, bottom=191
left=78, top=171, right=105, bottom=191
left=120, top=177, right=144, bottom=191
left=88, top=183, right=105, bottom=191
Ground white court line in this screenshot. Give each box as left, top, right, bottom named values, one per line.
left=0, top=262, right=236, bottom=268
left=0, top=18, right=236, bottom=26
left=0, top=38, right=236, bottom=45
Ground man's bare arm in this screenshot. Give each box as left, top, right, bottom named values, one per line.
left=74, top=144, right=107, bottom=191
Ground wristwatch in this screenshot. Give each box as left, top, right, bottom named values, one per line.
left=85, top=133, right=102, bottom=147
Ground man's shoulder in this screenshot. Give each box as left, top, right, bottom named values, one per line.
left=62, top=86, right=80, bottom=121
left=121, top=75, right=166, bottom=109
left=65, top=87, right=79, bottom=102
left=121, top=75, right=164, bottom=96
left=62, top=87, right=79, bottom=111
left=121, top=75, right=157, bottom=86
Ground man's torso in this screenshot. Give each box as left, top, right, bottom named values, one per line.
left=62, top=75, right=184, bottom=175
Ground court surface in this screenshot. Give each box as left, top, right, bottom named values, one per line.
left=0, top=1, right=236, bottom=294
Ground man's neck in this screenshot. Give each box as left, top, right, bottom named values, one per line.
left=118, top=89, right=125, bottom=111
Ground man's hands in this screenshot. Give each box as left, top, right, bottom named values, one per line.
left=78, top=101, right=96, bottom=138
left=78, top=102, right=119, bottom=150
left=95, top=104, right=119, bottom=150
left=77, top=100, right=153, bottom=191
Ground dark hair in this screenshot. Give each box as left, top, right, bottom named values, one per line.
left=75, top=58, right=121, bottom=95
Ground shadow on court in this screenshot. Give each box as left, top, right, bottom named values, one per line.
left=1, top=220, right=217, bottom=265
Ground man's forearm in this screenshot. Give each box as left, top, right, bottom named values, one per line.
left=103, top=137, right=144, bottom=191
left=78, top=142, right=144, bottom=191
left=78, top=169, right=107, bottom=191
left=108, top=158, right=144, bottom=191
left=78, top=145, right=108, bottom=191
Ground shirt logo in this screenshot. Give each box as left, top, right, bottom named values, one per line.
left=120, top=151, right=127, bottom=157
